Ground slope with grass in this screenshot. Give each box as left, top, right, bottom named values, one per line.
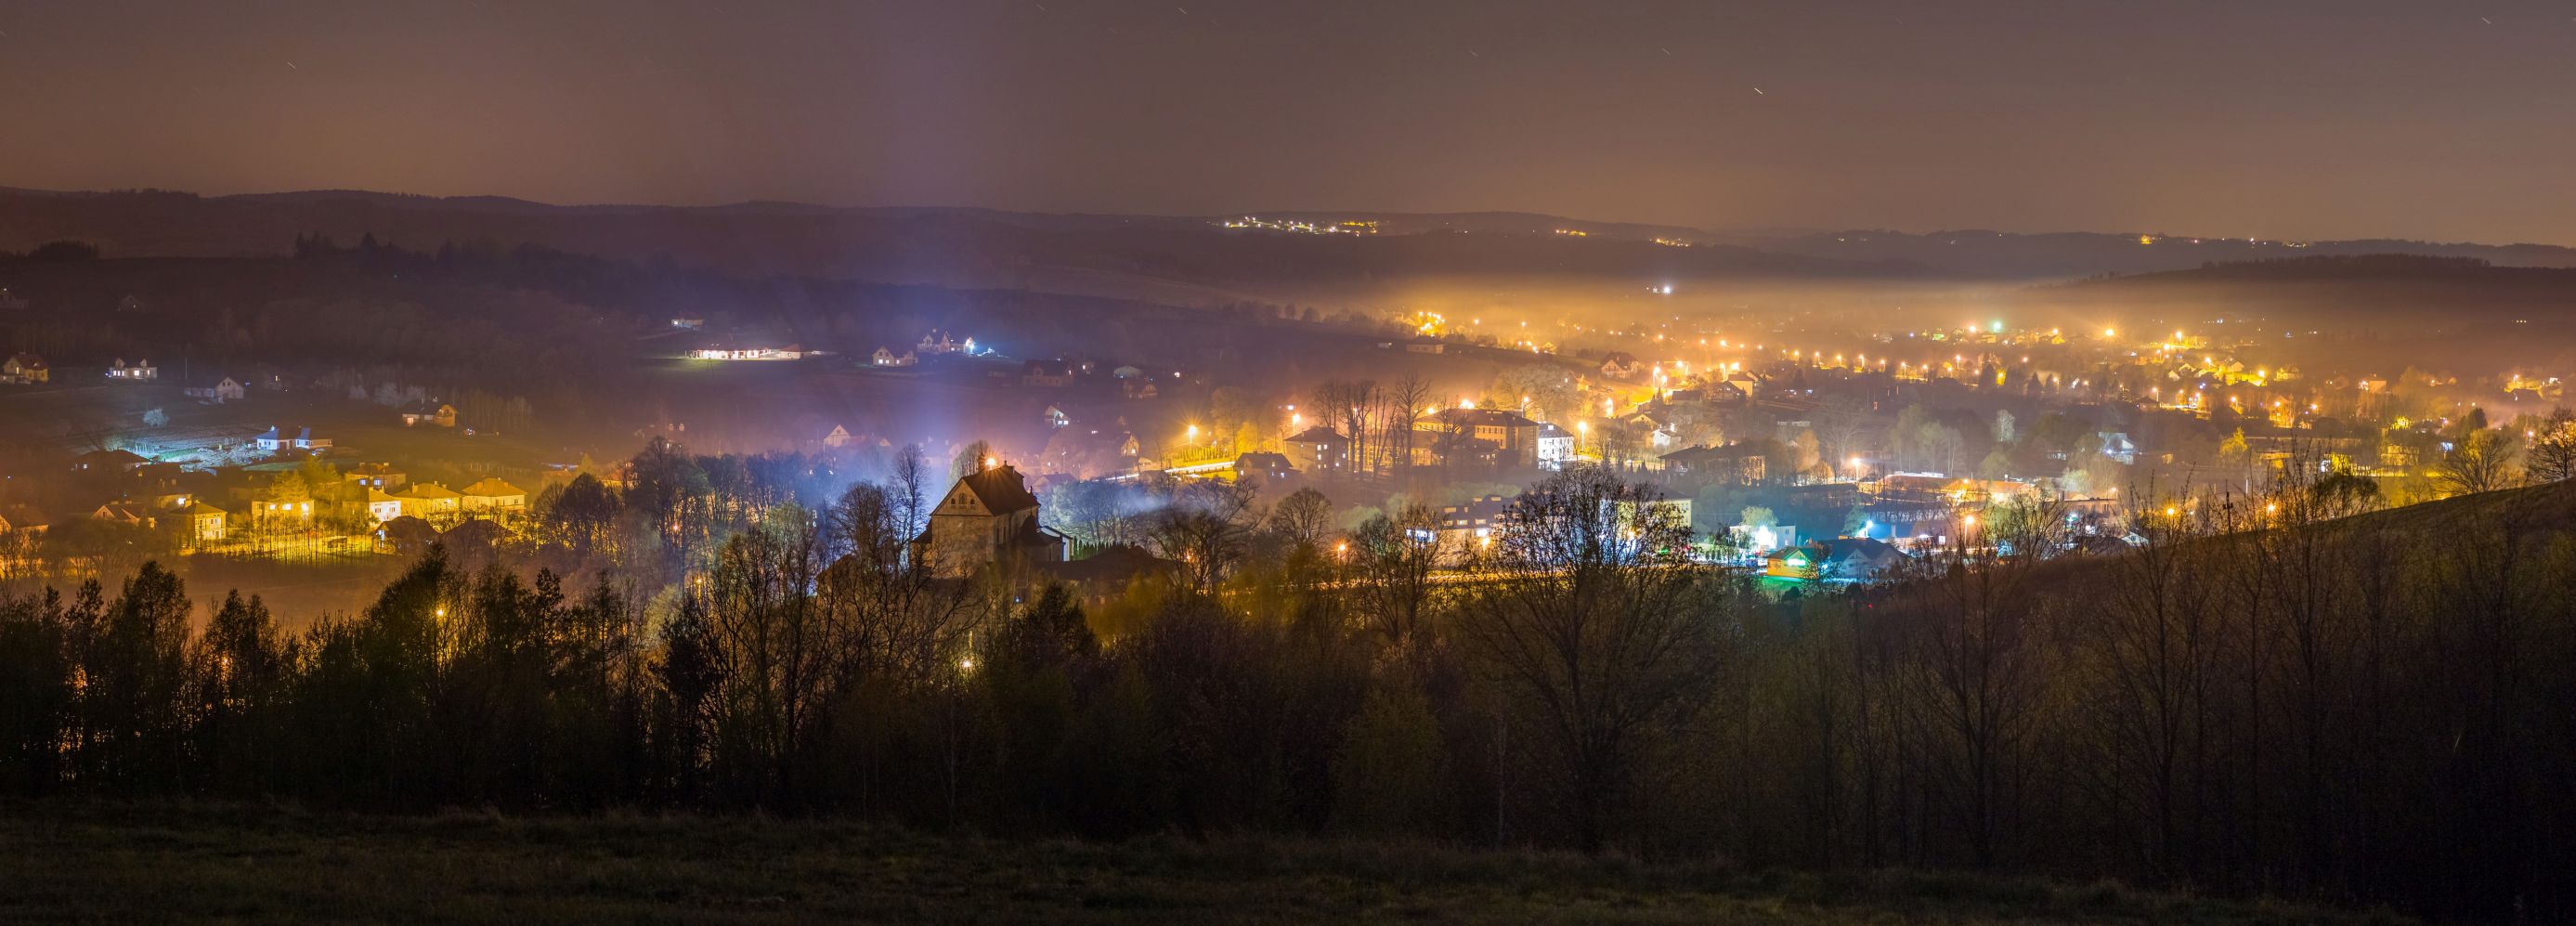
left=0, top=802, right=2403, bottom=925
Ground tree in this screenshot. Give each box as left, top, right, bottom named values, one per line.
left=24, top=240, right=100, bottom=262
left=1266, top=488, right=1334, bottom=553
left=1456, top=467, right=1721, bottom=850
left=951, top=440, right=995, bottom=479
left=1347, top=505, right=1441, bottom=646
left=2527, top=408, right=2576, bottom=484
left=140, top=408, right=167, bottom=428
left=2435, top=428, right=2517, bottom=496
left=1330, top=681, right=1446, bottom=834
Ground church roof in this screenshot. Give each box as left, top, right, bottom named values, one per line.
left=956, top=464, right=1039, bottom=515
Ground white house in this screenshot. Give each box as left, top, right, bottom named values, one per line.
left=254, top=425, right=332, bottom=452
left=105, top=359, right=158, bottom=381
left=871, top=346, right=917, bottom=367
left=362, top=487, right=404, bottom=523
left=2098, top=432, right=2140, bottom=465
left=1536, top=423, right=1575, bottom=467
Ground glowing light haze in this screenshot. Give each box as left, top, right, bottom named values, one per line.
left=4, top=0, right=2572, bottom=242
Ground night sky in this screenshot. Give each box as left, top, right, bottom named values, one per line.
left=5, top=0, right=2572, bottom=242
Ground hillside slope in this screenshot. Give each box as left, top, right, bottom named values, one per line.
left=0, top=802, right=2402, bottom=925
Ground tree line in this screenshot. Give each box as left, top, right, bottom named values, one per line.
left=3, top=450, right=2574, bottom=923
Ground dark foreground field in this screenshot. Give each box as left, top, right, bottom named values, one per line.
left=0, top=803, right=2401, bottom=925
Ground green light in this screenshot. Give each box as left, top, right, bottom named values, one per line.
left=1990, top=320, right=2004, bottom=333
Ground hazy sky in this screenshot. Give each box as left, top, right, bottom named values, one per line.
left=6, top=0, right=2574, bottom=242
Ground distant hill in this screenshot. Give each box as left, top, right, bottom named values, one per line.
left=1753, top=228, right=2576, bottom=279
left=0, top=189, right=1928, bottom=309
left=1997, top=254, right=2576, bottom=375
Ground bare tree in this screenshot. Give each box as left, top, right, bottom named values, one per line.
left=1265, top=487, right=1334, bottom=553
left=2434, top=429, right=2517, bottom=496
left=1455, top=467, right=1721, bottom=850
left=1347, top=504, right=1442, bottom=646
left=2525, top=408, right=2576, bottom=484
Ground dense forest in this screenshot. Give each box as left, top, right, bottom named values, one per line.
left=3, top=447, right=2573, bottom=924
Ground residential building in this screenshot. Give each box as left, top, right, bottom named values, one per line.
left=1536, top=424, right=1575, bottom=467
left=400, top=403, right=458, bottom=427
left=1436, top=494, right=1515, bottom=553
left=1, top=352, right=48, bottom=384
left=394, top=483, right=463, bottom=520
left=2098, top=431, right=2140, bottom=464
left=689, top=340, right=803, bottom=360
left=254, top=425, right=332, bottom=452
left=180, top=502, right=228, bottom=542
left=105, top=358, right=158, bottom=381
left=1659, top=443, right=1768, bottom=482
left=1282, top=426, right=1351, bottom=474
left=870, top=346, right=917, bottom=367
left=185, top=377, right=246, bottom=402
left=1820, top=537, right=1907, bottom=580
left=89, top=502, right=157, bottom=528
left=1599, top=352, right=1642, bottom=379
left=1418, top=407, right=1542, bottom=467
left=0, top=505, right=49, bottom=535
left=460, top=478, right=529, bottom=513
left=72, top=449, right=152, bottom=474
left=361, top=487, right=404, bottom=523
left=1765, top=544, right=1821, bottom=580
left=345, top=463, right=407, bottom=490
left=1232, top=451, right=1296, bottom=484
left=917, top=331, right=973, bottom=355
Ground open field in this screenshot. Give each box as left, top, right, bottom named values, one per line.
left=0, top=802, right=2402, bottom=925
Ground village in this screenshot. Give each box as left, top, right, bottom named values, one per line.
left=5, top=292, right=2568, bottom=594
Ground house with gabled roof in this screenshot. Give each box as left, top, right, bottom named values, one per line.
left=460, top=478, right=528, bottom=512
left=73, top=449, right=152, bottom=474
left=1599, top=352, right=1643, bottom=379
left=394, top=483, right=462, bottom=520
left=908, top=463, right=1066, bottom=577
left=105, top=358, right=158, bottom=381
left=1, top=352, right=48, bottom=384
left=185, top=376, right=246, bottom=402
left=180, top=502, right=228, bottom=542
left=0, top=505, right=52, bottom=535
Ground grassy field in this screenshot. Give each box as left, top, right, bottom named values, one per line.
left=0, top=802, right=2403, bottom=925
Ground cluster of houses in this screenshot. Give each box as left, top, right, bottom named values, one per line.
left=0, top=443, right=535, bottom=555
